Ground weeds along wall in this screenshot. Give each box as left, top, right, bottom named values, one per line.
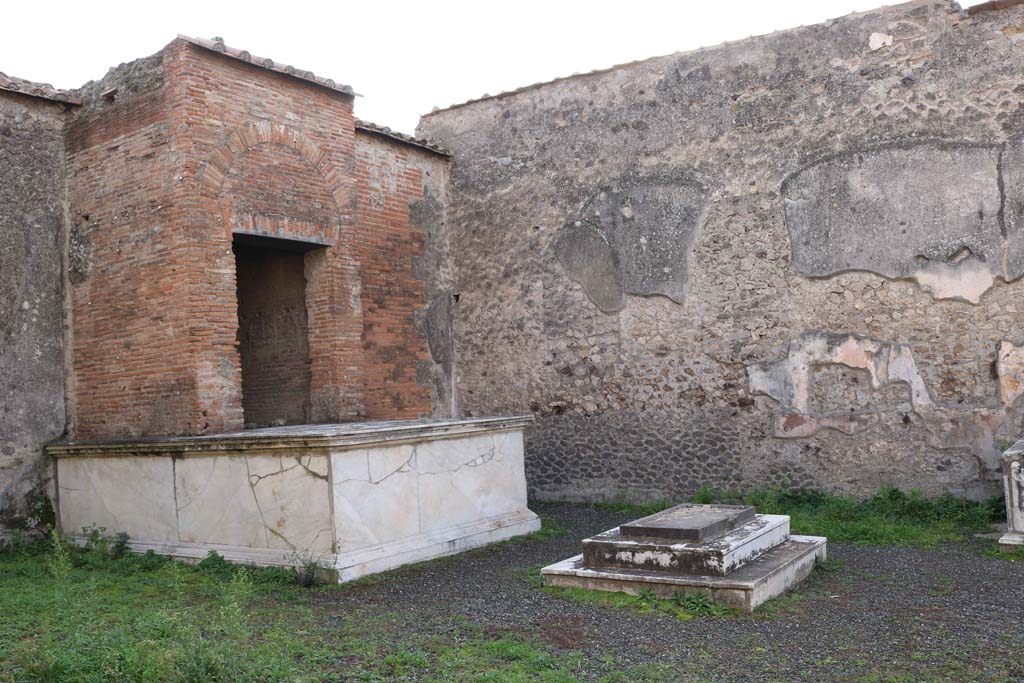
left=418, top=0, right=1024, bottom=502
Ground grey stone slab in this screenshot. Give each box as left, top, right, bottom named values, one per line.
left=584, top=514, right=789, bottom=576
left=619, top=503, right=755, bottom=542
left=542, top=535, right=827, bottom=612
left=47, top=416, right=534, bottom=457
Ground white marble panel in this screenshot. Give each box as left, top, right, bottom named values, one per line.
left=416, top=431, right=527, bottom=532
left=176, top=454, right=332, bottom=555
left=1001, top=453, right=1024, bottom=547
left=331, top=445, right=420, bottom=551
left=57, top=457, right=177, bottom=542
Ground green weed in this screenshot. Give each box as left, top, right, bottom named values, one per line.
left=598, top=485, right=1005, bottom=547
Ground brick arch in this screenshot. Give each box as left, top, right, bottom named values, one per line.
left=198, top=120, right=348, bottom=250
left=194, top=118, right=365, bottom=427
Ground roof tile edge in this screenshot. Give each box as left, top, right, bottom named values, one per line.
left=355, top=118, right=450, bottom=156
left=0, top=72, right=80, bottom=105
left=420, top=0, right=966, bottom=118
left=177, top=35, right=357, bottom=98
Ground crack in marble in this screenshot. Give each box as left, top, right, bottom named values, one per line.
left=368, top=446, right=418, bottom=485
left=247, top=456, right=304, bottom=487
left=242, top=456, right=272, bottom=547
left=419, top=446, right=500, bottom=476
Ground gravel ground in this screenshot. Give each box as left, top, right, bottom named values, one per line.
left=318, top=503, right=1024, bottom=682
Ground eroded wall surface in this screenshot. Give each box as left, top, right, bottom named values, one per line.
left=353, top=131, right=456, bottom=418
left=418, top=0, right=1024, bottom=500
left=0, top=91, right=67, bottom=529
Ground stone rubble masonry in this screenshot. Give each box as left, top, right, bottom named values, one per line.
left=417, top=0, right=1024, bottom=501
left=1, top=37, right=455, bottom=530
left=0, top=89, right=69, bottom=532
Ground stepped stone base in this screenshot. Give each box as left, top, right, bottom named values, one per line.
left=543, top=535, right=827, bottom=612
left=583, top=514, right=790, bottom=576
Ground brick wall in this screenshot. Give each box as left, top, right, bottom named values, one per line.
left=353, top=132, right=439, bottom=419
left=65, top=52, right=196, bottom=438
left=64, top=39, right=450, bottom=439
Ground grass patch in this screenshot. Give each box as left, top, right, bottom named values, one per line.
left=529, top=559, right=845, bottom=622
left=979, top=540, right=1024, bottom=561
left=0, top=532, right=680, bottom=682
left=527, top=565, right=739, bottom=620
left=531, top=513, right=571, bottom=540
left=596, top=485, right=1005, bottom=547
left=0, top=532, right=336, bottom=682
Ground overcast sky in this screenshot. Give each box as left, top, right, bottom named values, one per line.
left=1, top=0, right=987, bottom=133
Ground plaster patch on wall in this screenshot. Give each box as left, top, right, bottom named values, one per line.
left=749, top=331, right=933, bottom=415
left=753, top=332, right=1009, bottom=474
left=912, top=257, right=996, bottom=304
left=868, top=32, right=893, bottom=51
left=555, top=174, right=706, bottom=312
left=782, top=142, right=1022, bottom=304
left=554, top=223, right=624, bottom=313
left=774, top=413, right=877, bottom=438
left=997, top=341, right=1024, bottom=407
left=923, top=407, right=1006, bottom=473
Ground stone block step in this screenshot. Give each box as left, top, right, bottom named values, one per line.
left=619, top=503, right=756, bottom=542
left=543, top=535, right=827, bottom=612
left=581, top=514, right=790, bottom=577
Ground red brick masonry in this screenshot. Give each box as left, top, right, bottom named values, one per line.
left=66, top=39, right=446, bottom=438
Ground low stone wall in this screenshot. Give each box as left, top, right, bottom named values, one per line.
left=418, top=0, right=1024, bottom=501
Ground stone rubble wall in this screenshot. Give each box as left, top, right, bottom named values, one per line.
left=418, top=0, right=1024, bottom=501
left=0, top=91, right=69, bottom=533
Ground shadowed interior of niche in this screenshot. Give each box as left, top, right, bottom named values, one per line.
left=233, top=235, right=319, bottom=428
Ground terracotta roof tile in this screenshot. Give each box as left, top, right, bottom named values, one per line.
left=177, top=35, right=356, bottom=97
left=0, top=72, right=80, bottom=105
left=355, top=118, right=450, bottom=156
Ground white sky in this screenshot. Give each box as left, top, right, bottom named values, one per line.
left=1, top=0, right=989, bottom=133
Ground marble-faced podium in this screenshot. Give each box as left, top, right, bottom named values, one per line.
left=49, top=417, right=540, bottom=581
left=999, top=439, right=1024, bottom=549
left=543, top=503, right=826, bottom=612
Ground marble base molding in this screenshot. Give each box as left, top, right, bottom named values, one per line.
left=49, top=417, right=541, bottom=581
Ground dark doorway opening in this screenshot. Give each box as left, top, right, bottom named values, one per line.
left=233, top=235, right=315, bottom=428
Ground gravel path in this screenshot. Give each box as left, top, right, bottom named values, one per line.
left=318, top=503, right=1024, bottom=682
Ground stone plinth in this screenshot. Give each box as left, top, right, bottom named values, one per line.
left=543, top=503, right=826, bottom=612
left=583, top=514, right=790, bottom=576
left=49, top=417, right=540, bottom=581
left=999, top=440, right=1024, bottom=549
left=619, top=504, right=755, bottom=542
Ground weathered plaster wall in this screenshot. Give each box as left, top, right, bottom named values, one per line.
left=0, top=91, right=68, bottom=530
left=419, top=0, right=1024, bottom=501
